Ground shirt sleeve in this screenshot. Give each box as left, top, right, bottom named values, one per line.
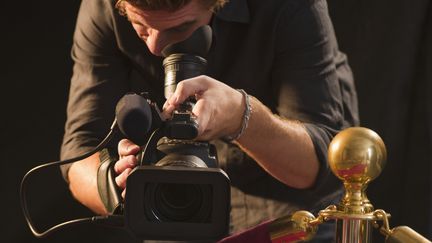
left=271, top=0, right=359, bottom=192
left=60, top=0, right=129, bottom=181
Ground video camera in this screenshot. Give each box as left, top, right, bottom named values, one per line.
left=106, top=25, right=231, bottom=241
left=20, top=25, right=231, bottom=242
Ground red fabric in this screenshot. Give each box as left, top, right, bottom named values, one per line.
left=271, top=231, right=307, bottom=243
left=218, top=220, right=273, bottom=243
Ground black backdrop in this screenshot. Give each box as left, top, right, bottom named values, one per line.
left=2, top=0, right=431, bottom=242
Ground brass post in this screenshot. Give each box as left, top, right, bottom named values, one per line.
left=326, top=127, right=387, bottom=243
left=270, top=127, right=430, bottom=242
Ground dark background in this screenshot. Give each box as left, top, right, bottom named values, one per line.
left=2, top=0, right=431, bottom=242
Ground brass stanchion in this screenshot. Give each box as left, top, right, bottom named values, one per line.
left=268, top=127, right=432, bottom=243
left=325, top=127, right=386, bottom=243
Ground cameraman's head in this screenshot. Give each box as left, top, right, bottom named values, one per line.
left=115, top=0, right=227, bottom=56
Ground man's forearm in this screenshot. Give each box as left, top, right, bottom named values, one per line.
left=236, top=96, right=319, bottom=189
left=68, top=152, right=108, bottom=215
left=162, top=76, right=320, bottom=188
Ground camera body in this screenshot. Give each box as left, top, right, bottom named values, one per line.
left=117, top=95, right=231, bottom=241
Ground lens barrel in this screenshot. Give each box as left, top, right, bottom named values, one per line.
left=163, top=54, right=207, bottom=99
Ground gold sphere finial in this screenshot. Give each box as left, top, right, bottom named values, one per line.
left=328, top=127, right=387, bottom=184
left=328, top=127, right=387, bottom=214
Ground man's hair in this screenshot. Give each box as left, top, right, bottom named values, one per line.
left=116, top=0, right=228, bottom=13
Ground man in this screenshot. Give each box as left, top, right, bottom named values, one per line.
left=61, top=0, right=358, bottom=241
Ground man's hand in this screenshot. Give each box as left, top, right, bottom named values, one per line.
left=162, top=75, right=245, bottom=141
left=114, top=139, right=140, bottom=198
left=163, top=75, right=319, bottom=189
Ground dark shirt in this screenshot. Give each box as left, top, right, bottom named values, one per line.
left=61, top=0, right=359, bottom=237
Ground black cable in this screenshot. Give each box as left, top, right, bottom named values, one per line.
left=20, top=119, right=124, bottom=238
left=139, top=128, right=163, bottom=165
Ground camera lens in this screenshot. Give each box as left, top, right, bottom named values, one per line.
left=156, top=183, right=202, bottom=221
left=145, top=183, right=212, bottom=223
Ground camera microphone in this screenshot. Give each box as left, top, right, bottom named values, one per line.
left=115, top=93, right=162, bottom=145
left=115, top=93, right=154, bottom=146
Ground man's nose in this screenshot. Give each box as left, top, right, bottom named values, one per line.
left=145, top=30, right=166, bottom=56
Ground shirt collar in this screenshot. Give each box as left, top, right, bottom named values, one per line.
left=215, top=0, right=250, bottom=23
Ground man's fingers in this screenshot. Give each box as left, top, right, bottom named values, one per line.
left=121, top=189, right=126, bottom=199
left=114, top=155, right=137, bottom=174
left=115, top=167, right=132, bottom=189
left=118, top=139, right=140, bottom=156
left=192, top=98, right=212, bottom=136
left=168, top=76, right=209, bottom=105
left=161, top=103, right=176, bottom=120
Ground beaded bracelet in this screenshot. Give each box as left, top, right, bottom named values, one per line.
left=224, top=89, right=252, bottom=142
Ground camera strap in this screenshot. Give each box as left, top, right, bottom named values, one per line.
left=97, top=148, right=124, bottom=215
